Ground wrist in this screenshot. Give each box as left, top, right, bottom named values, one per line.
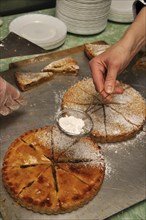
left=121, top=7, right=146, bottom=56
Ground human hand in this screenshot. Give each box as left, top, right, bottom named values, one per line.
left=89, top=42, right=132, bottom=101
left=0, top=77, right=27, bottom=116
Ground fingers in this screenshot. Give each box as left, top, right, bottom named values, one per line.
left=0, top=106, right=11, bottom=116
left=5, top=96, right=21, bottom=110
left=89, top=57, right=105, bottom=93
left=104, top=65, right=119, bottom=94
left=114, top=80, right=124, bottom=94
left=0, top=95, right=27, bottom=116
left=15, top=95, right=27, bottom=106
left=0, top=78, right=27, bottom=116
left=90, top=56, right=124, bottom=102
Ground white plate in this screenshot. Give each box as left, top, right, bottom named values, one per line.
left=39, top=37, right=66, bottom=50
left=56, top=0, right=111, bottom=35
left=110, top=0, right=134, bottom=13
left=108, top=0, right=134, bottom=23
left=9, top=14, right=67, bottom=45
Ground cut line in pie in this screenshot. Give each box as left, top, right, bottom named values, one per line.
left=62, top=78, right=146, bottom=143
left=2, top=125, right=105, bottom=214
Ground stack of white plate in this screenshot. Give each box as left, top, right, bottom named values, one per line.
left=108, top=0, right=134, bottom=23
left=9, top=14, right=67, bottom=50
left=56, top=0, right=112, bottom=35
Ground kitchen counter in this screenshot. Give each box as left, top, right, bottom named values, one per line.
left=0, top=8, right=145, bottom=220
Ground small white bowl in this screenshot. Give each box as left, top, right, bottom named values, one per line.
left=56, top=108, right=93, bottom=136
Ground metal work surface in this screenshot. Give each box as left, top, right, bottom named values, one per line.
left=0, top=47, right=146, bottom=220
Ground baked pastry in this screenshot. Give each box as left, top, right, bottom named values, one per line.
left=15, top=71, right=53, bottom=91
left=133, top=56, right=146, bottom=71
left=15, top=57, right=79, bottom=91
left=84, top=41, right=110, bottom=59
left=62, top=78, right=146, bottom=142
left=42, top=56, right=79, bottom=75
left=2, top=125, right=105, bottom=214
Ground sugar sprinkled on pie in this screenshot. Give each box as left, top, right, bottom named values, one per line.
left=62, top=78, right=145, bottom=142
left=2, top=125, right=105, bottom=214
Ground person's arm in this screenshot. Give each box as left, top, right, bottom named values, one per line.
left=89, top=6, right=146, bottom=101
left=0, top=77, right=27, bottom=116
left=120, top=6, right=146, bottom=58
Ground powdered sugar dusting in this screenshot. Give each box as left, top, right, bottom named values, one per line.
left=105, top=106, right=137, bottom=135
left=35, top=128, right=52, bottom=146
left=54, top=90, right=64, bottom=105
left=104, top=159, right=113, bottom=179
left=101, top=130, right=145, bottom=154
left=62, top=79, right=145, bottom=142
left=100, top=129, right=145, bottom=180
left=62, top=138, right=104, bottom=162
left=52, top=126, right=77, bottom=152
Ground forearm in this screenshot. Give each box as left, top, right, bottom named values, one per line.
left=118, top=7, right=146, bottom=58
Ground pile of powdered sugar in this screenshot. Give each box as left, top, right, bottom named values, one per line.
left=58, top=115, right=85, bottom=135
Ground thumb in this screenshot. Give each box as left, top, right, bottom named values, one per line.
left=104, top=68, right=118, bottom=94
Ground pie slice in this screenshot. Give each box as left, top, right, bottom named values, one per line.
left=2, top=165, right=49, bottom=199
left=52, top=125, right=78, bottom=161
left=3, top=138, right=51, bottom=167
left=105, top=106, right=138, bottom=142
left=57, top=136, right=103, bottom=162
left=62, top=79, right=98, bottom=107
left=77, top=77, right=102, bottom=97
left=42, top=57, right=79, bottom=75
left=55, top=166, right=98, bottom=212
left=57, top=161, right=105, bottom=191
left=18, top=166, right=60, bottom=214
left=110, top=85, right=146, bottom=128
left=133, top=56, right=146, bottom=71
left=20, top=127, right=53, bottom=160
left=84, top=41, right=110, bottom=59
left=89, top=106, right=107, bottom=143
left=15, top=71, right=53, bottom=91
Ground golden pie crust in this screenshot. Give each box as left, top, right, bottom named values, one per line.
left=2, top=125, right=105, bottom=214
left=62, top=78, right=146, bottom=142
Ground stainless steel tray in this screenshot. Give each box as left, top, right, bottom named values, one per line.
left=0, top=48, right=146, bottom=220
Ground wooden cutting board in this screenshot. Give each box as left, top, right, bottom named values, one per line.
left=0, top=32, right=46, bottom=59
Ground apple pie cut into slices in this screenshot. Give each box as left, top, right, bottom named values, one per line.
left=2, top=125, right=105, bottom=214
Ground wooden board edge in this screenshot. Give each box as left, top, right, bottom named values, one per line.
left=9, top=40, right=108, bottom=69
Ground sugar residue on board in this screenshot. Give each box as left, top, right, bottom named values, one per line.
left=54, top=90, right=65, bottom=120
left=100, top=129, right=145, bottom=179
left=54, top=90, right=65, bottom=105
left=104, top=158, right=114, bottom=179
left=100, top=130, right=145, bottom=155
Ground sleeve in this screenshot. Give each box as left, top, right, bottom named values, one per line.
left=133, top=0, right=146, bottom=17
